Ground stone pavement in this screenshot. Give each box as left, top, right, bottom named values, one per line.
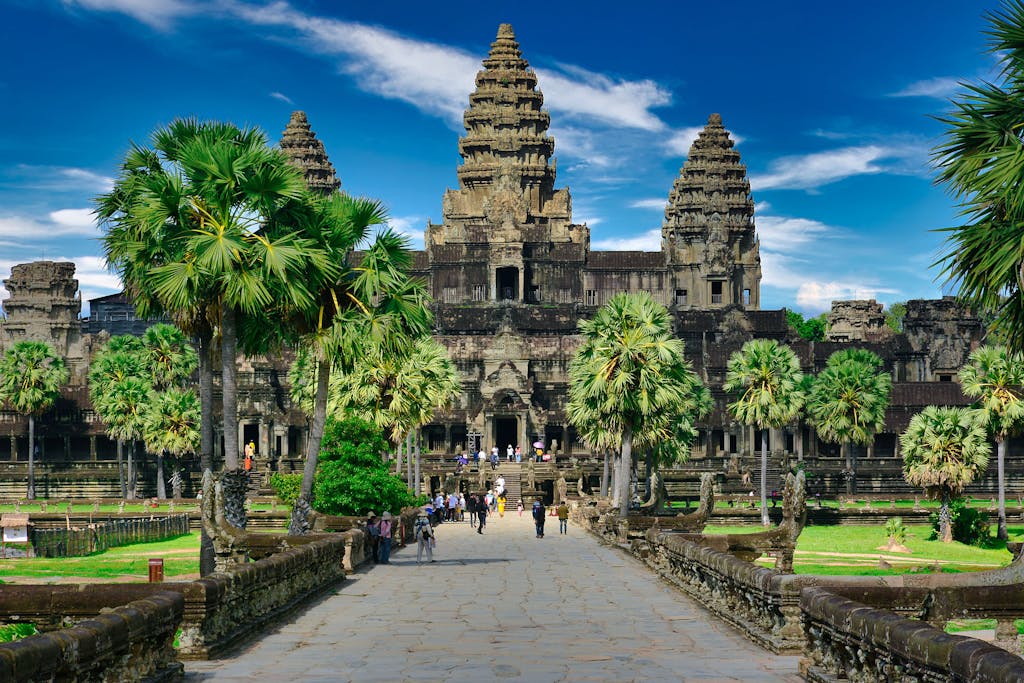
left=185, top=511, right=801, bottom=682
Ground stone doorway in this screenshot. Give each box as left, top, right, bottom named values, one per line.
left=496, top=267, right=518, bottom=301
left=494, top=416, right=517, bottom=452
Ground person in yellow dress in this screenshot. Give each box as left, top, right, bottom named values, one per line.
left=497, top=492, right=506, bottom=518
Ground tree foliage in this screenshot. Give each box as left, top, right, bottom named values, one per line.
left=933, top=1, right=1024, bottom=350
left=884, top=302, right=907, bottom=333
left=786, top=310, right=827, bottom=341
left=807, top=348, right=892, bottom=448
left=311, top=416, right=420, bottom=516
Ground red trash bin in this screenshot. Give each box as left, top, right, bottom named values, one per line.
left=148, top=558, right=164, bottom=582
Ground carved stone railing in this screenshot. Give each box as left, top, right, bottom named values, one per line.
left=800, top=587, right=1024, bottom=682
left=0, top=592, right=183, bottom=682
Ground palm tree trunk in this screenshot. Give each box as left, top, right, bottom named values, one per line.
left=220, top=304, right=247, bottom=529
left=116, top=439, right=126, bottom=499
left=761, top=428, right=769, bottom=526
left=844, top=441, right=854, bottom=495
left=156, top=451, right=166, bottom=499
left=406, top=430, right=413, bottom=490
left=997, top=435, right=1008, bottom=541
left=618, top=426, right=633, bottom=518
left=645, top=448, right=655, bottom=499
left=171, top=465, right=182, bottom=499
left=27, top=415, right=35, bottom=500
left=290, top=355, right=330, bottom=536
left=197, top=329, right=216, bottom=576
left=395, top=435, right=403, bottom=477
left=611, top=452, right=620, bottom=503
left=414, top=429, right=422, bottom=497
left=939, top=492, right=953, bottom=543
left=601, top=449, right=609, bottom=497
left=127, top=441, right=136, bottom=500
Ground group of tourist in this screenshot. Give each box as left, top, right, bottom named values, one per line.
left=364, top=511, right=395, bottom=564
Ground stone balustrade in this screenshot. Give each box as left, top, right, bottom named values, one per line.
left=0, top=592, right=183, bottom=682
left=800, top=587, right=1024, bottom=682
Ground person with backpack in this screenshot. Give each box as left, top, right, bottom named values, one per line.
left=477, top=493, right=488, bottom=534
left=532, top=500, right=546, bottom=538
left=414, top=511, right=434, bottom=564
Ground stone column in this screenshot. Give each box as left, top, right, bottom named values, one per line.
left=10, top=435, right=16, bottom=462
left=214, top=427, right=223, bottom=461
left=724, top=430, right=732, bottom=455
left=278, top=428, right=289, bottom=456
left=89, top=435, right=97, bottom=461
left=796, top=426, right=804, bottom=461
left=259, top=420, right=270, bottom=458
left=483, top=415, right=492, bottom=451
left=445, top=424, right=452, bottom=453
left=237, top=425, right=247, bottom=459
left=518, top=416, right=527, bottom=453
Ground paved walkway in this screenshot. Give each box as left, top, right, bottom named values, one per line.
left=185, top=511, right=800, bottom=682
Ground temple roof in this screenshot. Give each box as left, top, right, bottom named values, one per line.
left=662, top=113, right=754, bottom=238
left=280, top=111, right=340, bottom=195
left=456, top=24, right=555, bottom=192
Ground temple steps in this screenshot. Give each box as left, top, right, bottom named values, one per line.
left=496, top=463, right=522, bottom=507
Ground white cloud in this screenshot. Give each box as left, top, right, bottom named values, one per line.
left=750, top=145, right=892, bottom=191
left=756, top=215, right=833, bottom=252
left=795, top=281, right=899, bottom=314
left=666, top=126, right=702, bottom=157
left=0, top=210, right=100, bottom=239
left=629, top=198, right=667, bottom=210
left=8, top=165, right=115, bottom=193
left=538, top=66, right=670, bottom=132
left=62, top=0, right=196, bottom=29
left=386, top=215, right=424, bottom=248
left=889, top=76, right=961, bottom=99
left=269, top=91, right=294, bottom=104
left=592, top=228, right=660, bottom=251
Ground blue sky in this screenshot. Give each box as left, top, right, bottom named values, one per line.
left=0, top=0, right=1004, bottom=315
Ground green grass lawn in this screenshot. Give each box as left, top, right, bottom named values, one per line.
left=0, top=532, right=200, bottom=581
left=701, top=523, right=1021, bottom=575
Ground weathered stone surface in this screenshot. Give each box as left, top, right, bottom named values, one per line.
left=280, top=110, right=340, bottom=195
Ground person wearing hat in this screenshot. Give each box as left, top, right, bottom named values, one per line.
left=366, top=512, right=381, bottom=563
left=414, top=510, right=434, bottom=564
left=379, top=511, right=394, bottom=564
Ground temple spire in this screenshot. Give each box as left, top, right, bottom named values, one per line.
left=280, top=111, right=340, bottom=195
left=456, top=23, right=555, bottom=193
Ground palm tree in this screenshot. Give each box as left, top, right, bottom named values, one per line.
left=806, top=348, right=892, bottom=495
left=723, top=339, right=804, bottom=526
left=98, top=119, right=332, bottom=528
left=94, top=376, right=150, bottom=499
left=901, top=406, right=990, bottom=542
left=568, top=292, right=697, bottom=518
left=140, top=323, right=198, bottom=391
left=88, top=336, right=147, bottom=498
left=959, top=345, right=1024, bottom=540
left=141, top=388, right=201, bottom=499
left=0, top=342, right=69, bottom=499
left=934, top=1, right=1024, bottom=349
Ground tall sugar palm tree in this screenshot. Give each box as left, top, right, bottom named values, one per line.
left=568, top=292, right=696, bottom=518
left=806, top=348, right=892, bottom=495
left=88, top=336, right=147, bottom=498
left=140, top=323, right=198, bottom=391
left=901, top=406, right=990, bottom=542
left=98, top=118, right=333, bottom=528
left=723, top=339, right=805, bottom=526
left=959, top=345, right=1024, bottom=540
left=934, top=1, right=1024, bottom=349
left=0, top=342, right=69, bottom=499
left=94, top=376, right=150, bottom=500
left=142, top=388, right=201, bottom=499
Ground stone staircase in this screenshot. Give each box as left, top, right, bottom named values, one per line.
left=497, top=463, right=522, bottom=507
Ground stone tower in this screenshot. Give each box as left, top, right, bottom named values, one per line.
left=280, top=111, right=340, bottom=195
left=426, top=23, right=589, bottom=306
left=662, top=113, right=761, bottom=309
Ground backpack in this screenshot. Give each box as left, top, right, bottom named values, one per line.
left=416, top=520, right=432, bottom=540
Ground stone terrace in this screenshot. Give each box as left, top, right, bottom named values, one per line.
left=185, top=513, right=800, bottom=682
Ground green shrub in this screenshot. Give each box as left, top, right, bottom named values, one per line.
left=885, top=517, right=906, bottom=545
left=312, top=416, right=420, bottom=516
left=0, top=623, right=37, bottom=643
left=929, top=499, right=992, bottom=546
left=269, top=472, right=302, bottom=507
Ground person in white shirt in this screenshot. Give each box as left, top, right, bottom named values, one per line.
left=506, top=444, right=514, bottom=461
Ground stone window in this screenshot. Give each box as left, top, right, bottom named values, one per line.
left=938, top=374, right=953, bottom=382
left=442, top=287, right=458, bottom=304
left=472, top=284, right=485, bottom=301
left=585, top=289, right=597, bottom=306
left=528, top=285, right=540, bottom=303
left=675, top=289, right=687, bottom=305
left=711, top=281, right=723, bottom=304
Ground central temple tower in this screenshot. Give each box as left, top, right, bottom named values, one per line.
left=425, top=23, right=589, bottom=306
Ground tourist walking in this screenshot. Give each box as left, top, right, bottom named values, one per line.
left=434, top=492, right=445, bottom=524
left=458, top=493, right=466, bottom=521
left=490, top=449, right=499, bottom=470
left=507, top=444, right=514, bottom=461
left=414, top=511, right=434, bottom=564
left=532, top=500, right=546, bottom=538
left=379, top=511, right=394, bottom=563
left=447, top=491, right=459, bottom=522
left=468, top=493, right=478, bottom=528
left=557, top=501, right=569, bottom=534
left=517, top=500, right=524, bottom=517
left=498, top=492, right=506, bottom=518
left=366, top=512, right=381, bottom=563
left=477, top=495, right=488, bottom=534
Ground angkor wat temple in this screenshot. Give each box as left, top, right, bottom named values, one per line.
left=0, top=24, right=1014, bottom=499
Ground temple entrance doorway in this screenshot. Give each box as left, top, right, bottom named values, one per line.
left=494, top=417, right=517, bottom=452
left=496, top=267, right=518, bottom=301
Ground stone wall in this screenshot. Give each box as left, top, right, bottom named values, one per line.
left=0, top=592, right=183, bottom=682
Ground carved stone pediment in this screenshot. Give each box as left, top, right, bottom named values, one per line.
left=481, top=359, right=532, bottom=402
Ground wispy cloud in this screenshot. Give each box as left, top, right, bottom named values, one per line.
left=592, top=228, right=660, bottom=251
left=269, top=91, right=294, bottom=105
left=756, top=215, right=834, bottom=253
left=0, top=208, right=100, bottom=239
left=62, top=0, right=198, bottom=30
left=751, top=146, right=893, bottom=191
left=889, top=76, right=962, bottom=99
left=5, top=165, right=115, bottom=193
left=386, top=215, right=424, bottom=248
left=628, top=198, right=667, bottom=210
left=795, top=281, right=899, bottom=313
left=665, top=126, right=703, bottom=157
